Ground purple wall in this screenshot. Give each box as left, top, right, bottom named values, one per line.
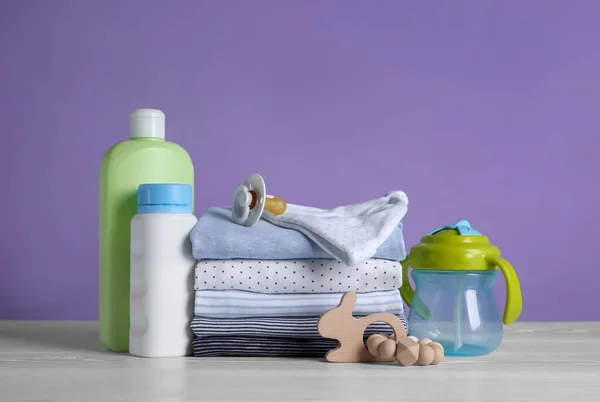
left=1, top=0, right=598, bottom=321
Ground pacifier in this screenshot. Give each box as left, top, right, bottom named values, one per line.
left=231, top=173, right=287, bottom=226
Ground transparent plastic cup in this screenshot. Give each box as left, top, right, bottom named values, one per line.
left=407, top=270, right=503, bottom=357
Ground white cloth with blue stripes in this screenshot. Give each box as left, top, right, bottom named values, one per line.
left=194, top=289, right=404, bottom=318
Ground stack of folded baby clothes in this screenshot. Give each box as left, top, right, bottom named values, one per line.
left=189, top=192, right=409, bottom=357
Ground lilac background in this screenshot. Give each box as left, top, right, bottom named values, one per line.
left=1, top=0, right=598, bottom=321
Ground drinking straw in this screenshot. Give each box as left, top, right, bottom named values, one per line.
left=453, top=277, right=464, bottom=352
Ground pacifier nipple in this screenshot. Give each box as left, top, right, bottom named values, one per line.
left=232, top=173, right=287, bottom=226
left=264, top=195, right=287, bottom=216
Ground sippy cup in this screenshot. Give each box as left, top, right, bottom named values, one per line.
left=400, top=220, right=522, bottom=357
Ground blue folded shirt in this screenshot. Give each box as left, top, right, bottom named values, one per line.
left=190, top=207, right=406, bottom=261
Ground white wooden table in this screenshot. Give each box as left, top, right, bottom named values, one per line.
left=0, top=321, right=598, bottom=401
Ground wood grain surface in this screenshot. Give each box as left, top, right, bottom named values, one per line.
left=0, top=321, right=598, bottom=401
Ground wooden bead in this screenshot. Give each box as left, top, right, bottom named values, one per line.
left=418, top=337, right=432, bottom=346
left=378, top=339, right=397, bottom=358
left=366, top=334, right=388, bottom=356
left=417, top=345, right=435, bottom=366
left=395, top=337, right=419, bottom=366
left=428, top=342, right=444, bottom=365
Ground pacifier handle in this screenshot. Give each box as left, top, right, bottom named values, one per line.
left=487, top=256, right=522, bottom=325
left=232, top=173, right=287, bottom=226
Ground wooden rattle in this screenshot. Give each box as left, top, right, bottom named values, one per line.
left=232, top=173, right=287, bottom=226
left=318, top=291, right=445, bottom=366
left=366, top=334, right=445, bottom=366
left=317, top=292, right=407, bottom=362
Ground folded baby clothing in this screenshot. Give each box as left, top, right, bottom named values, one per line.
left=262, top=191, right=409, bottom=266
left=191, top=316, right=406, bottom=339
left=195, top=258, right=402, bottom=293
left=192, top=337, right=340, bottom=357
left=191, top=311, right=407, bottom=358
left=189, top=207, right=407, bottom=262
left=194, top=289, right=404, bottom=318
left=190, top=192, right=409, bottom=358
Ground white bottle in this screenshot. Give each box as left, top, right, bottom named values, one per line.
left=129, top=183, right=197, bottom=357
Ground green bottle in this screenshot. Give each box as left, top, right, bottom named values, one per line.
left=99, top=109, right=194, bottom=352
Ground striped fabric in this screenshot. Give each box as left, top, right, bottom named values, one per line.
left=191, top=316, right=407, bottom=339
left=194, top=289, right=404, bottom=318
left=192, top=336, right=337, bottom=357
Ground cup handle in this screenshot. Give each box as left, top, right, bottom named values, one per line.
left=400, top=258, right=414, bottom=307
left=400, top=258, right=431, bottom=320
left=488, top=256, right=523, bottom=325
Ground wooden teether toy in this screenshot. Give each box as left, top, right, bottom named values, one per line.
left=318, top=291, right=445, bottom=366
left=365, top=335, right=444, bottom=366
left=232, top=173, right=287, bottom=226
left=317, top=291, right=407, bottom=362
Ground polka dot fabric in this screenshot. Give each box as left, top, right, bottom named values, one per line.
left=261, top=191, right=409, bottom=266
left=194, top=258, right=401, bottom=294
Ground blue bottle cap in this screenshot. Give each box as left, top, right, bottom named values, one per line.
left=137, top=183, right=193, bottom=214
left=428, top=220, right=482, bottom=236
